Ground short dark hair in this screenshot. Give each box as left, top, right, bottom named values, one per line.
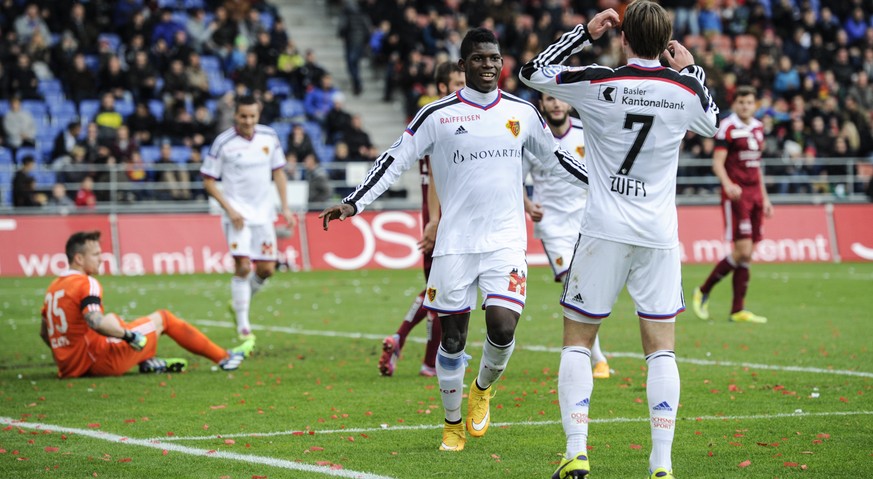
left=460, top=27, right=498, bottom=60
left=735, top=85, right=756, bottom=99
left=21, top=155, right=35, bottom=166
left=65, top=230, right=101, bottom=263
left=235, top=95, right=259, bottom=112
left=622, top=0, right=672, bottom=59
left=434, top=61, right=463, bottom=89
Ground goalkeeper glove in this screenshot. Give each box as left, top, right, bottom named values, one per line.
left=122, top=330, right=147, bottom=351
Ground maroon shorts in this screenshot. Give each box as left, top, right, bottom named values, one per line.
left=722, top=188, right=764, bottom=243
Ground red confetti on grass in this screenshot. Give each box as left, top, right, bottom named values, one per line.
left=117, top=458, right=131, bottom=463
left=210, top=405, right=226, bottom=410
left=44, top=447, right=59, bottom=453
left=316, top=461, right=331, bottom=466
left=309, top=446, right=324, bottom=452
left=162, top=450, right=168, bottom=456
left=816, top=433, right=830, bottom=439
left=839, top=396, right=848, bottom=402
left=738, top=460, right=751, bottom=468
left=784, top=462, right=798, bottom=467
left=252, top=476, right=268, bottom=479
left=166, top=432, right=175, bottom=437
left=292, top=431, right=304, bottom=436
left=87, top=423, right=100, bottom=429
left=224, top=439, right=236, bottom=445
left=630, top=444, right=642, bottom=450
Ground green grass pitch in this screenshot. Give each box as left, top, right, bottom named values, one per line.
left=1, top=263, right=871, bottom=478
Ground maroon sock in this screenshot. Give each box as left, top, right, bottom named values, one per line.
left=396, top=291, right=428, bottom=350
left=423, top=311, right=441, bottom=368
left=700, top=257, right=735, bottom=294
left=731, top=264, right=750, bottom=313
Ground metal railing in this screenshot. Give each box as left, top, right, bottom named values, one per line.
left=1, top=156, right=870, bottom=215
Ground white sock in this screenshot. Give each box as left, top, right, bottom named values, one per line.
left=559, top=346, right=592, bottom=458
left=476, top=335, right=515, bottom=390
left=646, top=350, right=679, bottom=473
left=249, top=272, right=267, bottom=296
left=591, top=335, right=606, bottom=364
left=436, top=346, right=467, bottom=423
left=403, top=294, right=424, bottom=323
left=231, top=275, right=252, bottom=335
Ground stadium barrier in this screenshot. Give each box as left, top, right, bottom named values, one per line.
left=1, top=204, right=871, bottom=277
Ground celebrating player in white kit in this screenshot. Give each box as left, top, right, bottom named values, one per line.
left=523, top=94, right=610, bottom=379
left=321, top=28, right=588, bottom=452
left=201, top=95, right=293, bottom=345
left=521, top=2, right=719, bottom=478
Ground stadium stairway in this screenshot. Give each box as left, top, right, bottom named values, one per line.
left=278, top=0, right=418, bottom=201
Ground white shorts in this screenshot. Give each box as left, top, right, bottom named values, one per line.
left=541, top=234, right=579, bottom=282
left=424, top=249, right=528, bottom=315
left=223, top=221, right=278, bottom=261
left=560, top=235, right=685, bottom=323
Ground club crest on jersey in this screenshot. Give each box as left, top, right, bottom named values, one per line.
left=230, top=242, right=238, bottom=251
left=506, top=119, right=520, bottom=138
left=507, top=268, right=526, bottom=295
left=427, top=287, right=437, bottom=302
left=262, top=146, right=270, bottom=155
left=576, top=146, right=585, bottom=158
left=556, top=256, right=564, bottom=266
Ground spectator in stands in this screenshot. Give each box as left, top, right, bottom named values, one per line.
left=100, top=56, right=130, bottom=101
left=304, top=73, right=337, bottom=124
left=122, top=150, right=149, bottom=201
left=128, top=102, right=159, bottom=146
left=166, top=106, right=198, bottom=146
left=339, top=0, right=372, bottom=96
left=58, top=145, right=91, bottom=186
left=65, top=53, right=99, bottom=102
left=170, top=30, right=194, bottom=65
left=343, top=114, right=376, bottom=162
left=257, top=89, right=280, bottom=125
left=290, top=49, right=326, bottom=100
left=185, top=52, right=210, bottom=105
left=10, top=53, right=40, bottom=99
left=187, top=9, right=215, bottom=54
left=325, top=92, right=352, bottom=144
left=156, top=141, right=191, bottom=200
left=773, top=55, right=801, bottom=98
left=304, top=154, right=332, bottom=204
left=151, top=9, right=184, bottom=47
left=208, top=5, right=239, bottom=61
left=0, top=64, right=10, bottom=100
left=286, top=124, right=316, bottom=166
left=52, top=121, right=82, bottom=164
left=162, top=59, right=191, bottom=107
left=14, top=3, right=51, bottom=46
left=192, top=105, right=217, bottom=146
left=269, top=17, right=289, bottom=52
left=3, top=96, right=37, bottom=156
left=277, top=40, right=304, bottom=85
left=95, top=92, right=123, bottom=140
left=187, top=147, right=206, bottom=200
left=12, top=155, right=39, bottom=207
left=66, top=3, right=98, bottom=53
left=26, top=30, right=52, bottom=80
left=150, top=38, right=173, bottom=77
left=235, top=51, right=267, bottom=93
left=127, top=51, right=158, bottom=102
left=46, top=182, right=74, bottom=213
left=74, top=175, right=97, bottom=208
left=109, top=125, right=137, bottom=163
left=120, top=34, right=145, bottom=70
left=215, top=91, right=236, bottom=131
left=50, top=31, right=80, bottom=76
left=253, top=30, right=279, bottom=78
left=844, top=7, right=870, bottom=45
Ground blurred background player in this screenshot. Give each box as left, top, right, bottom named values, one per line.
left=379, top=61, right=465, bottom=378
left=693, top=86, right=774, bottom=324
left=40, top=231, right=251, bottom=378
left=523, top=93, right=610, bottom=379
left=202, top=95, right=294, bottom=344
left=521, top=2, right=719, bottom=478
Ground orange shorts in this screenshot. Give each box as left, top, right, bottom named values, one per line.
left=87, top=316, right=159, bottom=376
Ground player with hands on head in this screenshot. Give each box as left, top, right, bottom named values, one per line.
left=693, top=86, right=773, bottom=324
left=378, top=61, right=465, bottom=378
left=202, top=95, right=294, bottom=346
left=521, top=1, right=719, bottom=477
left=322, top=27, right=588, bottom=452
left=40, top=231, right=252, bottom=378
left=522, top=93, right=610, bottom=379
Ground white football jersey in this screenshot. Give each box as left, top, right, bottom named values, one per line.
left=520, top=24, right=719, bottom=248
left=524, top=117, right=588, bottom=241
left=343, top=86, right=588, bottom=256
left=201, top=125, right=286, bottom=225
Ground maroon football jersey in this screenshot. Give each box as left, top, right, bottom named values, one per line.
left=715, top=113, right=764, bottom=188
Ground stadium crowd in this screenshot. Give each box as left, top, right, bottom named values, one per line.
left=356, top=0, right=873, bottom=196
left=2, top=0, right=374, bottom=208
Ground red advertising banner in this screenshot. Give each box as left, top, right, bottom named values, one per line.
left=116, top=214, right=304, bottom=275
left=832, top=204, right=873, bottom=262
left=0, top=215, right=111, bottom=277
left=678, top=205, right=833, bottom=263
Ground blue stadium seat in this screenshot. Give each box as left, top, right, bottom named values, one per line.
left=33, top=168, right=56, bottom=187
left=303, top=121, right=323, bottom=145
left=140, top=146, right=161, bottom=163
left=280, top=99, right=305, bottom=120
left=37, top=139, right=55, bottom=161
left=97, top=33, right=121, bottom=53
left=267, top=77, right=292, bottom=98
left=170, top=146, right=192, bottom=164
left=49, top=99, right=77, bottom=117
left=116, top=98, right=135, bottom=118
left=208, top=75, right=233, bottom=97
left=33, top=114, right=52, bottom=130
left=0, top=170, right=11, bottom=206
left=83, top=54, right=100, bottom=72
left=200, top=55, right=221, bottom=74
left=171, top=12, right=189, bottom=25
left=148, top=99, right=164, bottom=120
left=52, top=111, right=79, bottom=130
left=37, top=79, right=63, bottom=96
left=260, top=12, right=275, bottom=31
left=0, top=147, right=12, bottom=165
left=16, top=147, right=40, bottom=164
left=184, top=0, right=205, bottom=8
left=21, top=99, right=48, bottom=117
left=42, top=91, right=65, bottom=109
left=0, top=100, right=8, bottom=116
left=317, top=144, right=335, bottom=163
left=204, top=99, right=217, bottom=116
left=271, top=122, right=291, bottom=151
left=79, top=99, right=101, bottom=123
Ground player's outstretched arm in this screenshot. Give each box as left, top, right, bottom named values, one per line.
left=85, top=311, right=147, bottom=350
left=319, top=203, right=355, bottom=231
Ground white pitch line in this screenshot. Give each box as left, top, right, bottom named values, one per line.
left=192, top=319, right=873, bottom=379
left=0, top=417, right=395, bottom=479
left=152, top=410, right=873, bottom=442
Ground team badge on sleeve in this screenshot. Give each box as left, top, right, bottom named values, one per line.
left=506, top=119, right=520, bottom=138
left=507, top=269, right=526, bottom=295
left=427, top=287, right=437, bottom=302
